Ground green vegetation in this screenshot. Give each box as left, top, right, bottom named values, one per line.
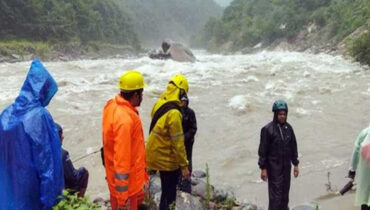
left=53, top=190, right=100, bottom=210
left=0, top=40, right=51, bottom=57
left=219, top=197, right=236, bottom=210
left=194, top=0, right=370, bottom=53
left=0, top=0, right=139, bottom=48
left=348, top=30, right=370, bottom=66
left=115, top=0, right=223, bottom=46
left=205, top=163, right=212, bottom=208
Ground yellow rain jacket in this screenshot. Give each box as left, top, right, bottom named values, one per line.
left=146, top=83, right=188, bottom=172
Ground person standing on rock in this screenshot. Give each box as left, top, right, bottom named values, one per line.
left=348, top=124, right=370, bottom=210
left=102, top=70, right=149, bottom=210
left=146, top=74, right=190, bottom=210
left=179, top=95, right=197, bottom=193
left=258, top=99, right=299, bottom=210
left=0, top=59, right=64, bottom=210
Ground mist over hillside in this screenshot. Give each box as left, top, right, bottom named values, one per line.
left=115, top=0, right=223, bottom=47
left=214, top=0, right=233, bottom=7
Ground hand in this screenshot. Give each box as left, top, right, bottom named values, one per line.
left=261, top=169, right=268, bottom=181
left=182, top=167, right=190, bottom=180
left=294, top=166, right=299, bottom=178
left=348, top=170, right=355, bottom=179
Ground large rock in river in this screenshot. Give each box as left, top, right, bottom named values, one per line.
left=168, top=43, right=196, bottom=63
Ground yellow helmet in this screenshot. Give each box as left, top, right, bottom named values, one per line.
left=118, top=70, right=147, bottom=91
left=169, top=74, right=189, bottom=93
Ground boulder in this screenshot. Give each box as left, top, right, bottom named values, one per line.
left=191, top=179, right=214, bottom=199
left=176, top=191, right=203, bottom=210
left=168, top=43, right=196, bottom=63
left=192, top=170, right=206, bottom=178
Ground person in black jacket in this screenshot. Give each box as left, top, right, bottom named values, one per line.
left=258, top=100, right=299, bottom=210
left=56, top=123, right=89, bottom=197
left=179, top=95, right=197, bottom=193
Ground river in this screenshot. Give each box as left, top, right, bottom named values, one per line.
left=0, top=50, right=369, bottom=209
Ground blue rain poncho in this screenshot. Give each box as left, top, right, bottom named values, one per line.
left=0, top=59, right=64, bottom=210
left=350, top=125, right=370, bottom=206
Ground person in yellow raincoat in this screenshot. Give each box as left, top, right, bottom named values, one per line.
left=146, top=74, right=190, bottom=210
left=348, top=125, right=370, bottom=210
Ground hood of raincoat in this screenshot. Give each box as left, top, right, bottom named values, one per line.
left=151, top=83, right=184, bottom=116
left=146, top=82, right=188, bottom=171
left=0, top=59, right=63, bottom=210
left=15, top=59, right=58, bottom=109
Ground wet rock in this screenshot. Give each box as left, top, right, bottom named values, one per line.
left=23, top=54, right=33, bottom=61
left=207, top=201, right=218, bottom=210
left=192, top=170, right=206, bottom=178
left=11, top=54, right=21, bottom=60
left=191, top=177, right=201, bottom=185
left=149, top=174, right=161, bottom=195
left=176, top=191, right=203, bottom=210
left=93, top=197, right=105, bottom=205
left=191, top=179, right=214, bottom=199
left=213, top=189, right=228, bottom=202
left=291, top=204, right=317, bottom=210
left=168, top=43, right=196, bottom=63
left=59, top=56, right=69, bottom=61
left=245, top=204, right=258, bottom=210
left=93, top=197, right=111, bottom=210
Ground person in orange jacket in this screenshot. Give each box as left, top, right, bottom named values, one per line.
left=102, top=70, right=149, bottom=210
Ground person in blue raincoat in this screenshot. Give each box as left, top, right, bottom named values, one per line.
left=0, top=59, right=64, bottom=210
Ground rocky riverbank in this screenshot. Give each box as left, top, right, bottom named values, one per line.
left=237, top=22, right=369, bottom=62
left=0, top=41, right=140, bottom=63
left=91, top=169, right=324, bottom=210
left=93, top=169, right=262, bottom=210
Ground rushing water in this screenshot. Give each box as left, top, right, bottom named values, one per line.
left=0, top=50, right=369, bottom=209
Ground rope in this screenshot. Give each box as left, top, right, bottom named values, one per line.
left=72, top=149, right=100, bottom=163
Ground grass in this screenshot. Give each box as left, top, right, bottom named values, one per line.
left=205, top=163, right=211, bottom=208
left=0, top=40, right=51, bottom=57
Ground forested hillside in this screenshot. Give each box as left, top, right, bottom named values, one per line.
left=115, top=0, right=223, bottom=46
left=194, top=0, right=369, bottom=64
left=0, top=0, right=139, bottom=47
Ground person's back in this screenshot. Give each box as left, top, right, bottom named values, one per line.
left=103, top=95, right=147, bottom=196
left=102, top=70, right=148, bottom=210
left=146, top=74, right=190, bottom=210
left=0, top=60, right=64, bottom=210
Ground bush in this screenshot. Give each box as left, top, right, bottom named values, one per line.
left=348, top=31, right=370, bottom=66
left=53, top=190, right=101, bottom=210
left=195, top=0, right=370, bottom=52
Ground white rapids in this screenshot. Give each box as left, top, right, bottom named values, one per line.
left=0, top=50, right=369, bottom=208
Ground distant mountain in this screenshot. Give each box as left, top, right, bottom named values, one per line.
left=115, top=0, right=223, bottom=47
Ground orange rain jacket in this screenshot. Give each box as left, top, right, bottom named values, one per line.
left=102, top=94, right=148, bottom=206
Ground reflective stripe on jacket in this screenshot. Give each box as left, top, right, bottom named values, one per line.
left=103, top=94, right=148, bottom=206
left=146, top=83, right=188, bottom=171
